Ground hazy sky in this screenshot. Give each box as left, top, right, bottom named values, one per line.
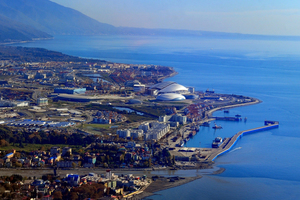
left=50, top=0, right=300, bottom=36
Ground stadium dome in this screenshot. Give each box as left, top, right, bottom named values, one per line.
left=183, top=94, right=199, bottom=99
left=156, top=93, right=186, bottom=101
left=149, top=81, right=189, bottom=95
left=159, top=83, right=188, bottom=94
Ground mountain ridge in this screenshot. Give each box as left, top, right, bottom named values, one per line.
left=0, top=13, right=52, bottom=43
left=0, top=0, right=116, bottom=35
left=0, top=0, right=299, bottom=43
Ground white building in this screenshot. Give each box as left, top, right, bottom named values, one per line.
left=117, top=129, right=131, bottom=138
left=130, top=129, right=144, bottom=139
left=139, top=122, right=150, bottom=133
left=144, top=122, right=170, bottom=141
left=159, top=114, right=187, bottom=125
left=133, top=84, right=145, bottom=93
left=0, top=100, right=29, bottom=107
left=37, top=98, right=48, bottom=106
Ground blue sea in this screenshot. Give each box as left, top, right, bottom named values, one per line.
left=10, top=35, right=300, bottom=200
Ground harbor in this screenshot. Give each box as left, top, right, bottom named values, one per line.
left=207, top=120, right=279, bottom=161
left=168, top=120, right=279, bottom=168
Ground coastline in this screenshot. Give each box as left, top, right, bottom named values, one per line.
left=158, top=70, right=179, bottom=81
left=0, top=37, right=53, bottom=45
left=133, top=167, right=226, bottom=199
left=207, top=98, right=262, bottom=117
left=134, top=175, right=203, bottom=200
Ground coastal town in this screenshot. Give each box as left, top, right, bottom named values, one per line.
left=0, top=46, right=270, bottom=199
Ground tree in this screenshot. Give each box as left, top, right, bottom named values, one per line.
left=39, top=146, right=45, bottom=151
left=52, top=191, right=63, bottom=200
left=147, top=158, right=152, bottom=167
left=72, top=162, right=77, bottom=169
left=0, top=139, right=9, bottom=147
left=14, top=152, right=21, bottom=158
left=15, top=162, right=22, bottom=168
left=69, top=192, right=78, bottom=200
left=172, top=155, right=175, bottom=165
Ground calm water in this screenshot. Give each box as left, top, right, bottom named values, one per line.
left=10, top=35, right=300, bottom=200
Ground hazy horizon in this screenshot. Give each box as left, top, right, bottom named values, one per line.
left=50, top=0, right=300, bottom=36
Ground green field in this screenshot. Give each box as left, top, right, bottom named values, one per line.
left=82, top=124, right=111, bottom=129
left=0, top=143, right=82, bottom=152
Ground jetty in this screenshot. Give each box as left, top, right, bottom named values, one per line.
left=206, top=121, right=279, bottom=161
left=213, top=116, right=241, bottom=121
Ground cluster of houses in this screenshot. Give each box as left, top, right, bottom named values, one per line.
left=0, top=140, right=155, bottom=169
left=184, top=103, right=215, bottom=122
left=1, top=147, right=94, bottom=169
left=0, top=170, right=150, bottom=200
left=92, top=110, right=126, bottom=124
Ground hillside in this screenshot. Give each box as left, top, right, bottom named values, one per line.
left=0, top=45, right=108, bottom=63
left=0, top=0, right=116, bottom=35
left=0, top=14, right=51, bottom=43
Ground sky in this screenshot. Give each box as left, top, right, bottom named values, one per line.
left=50, top=0, right=300, bottom=36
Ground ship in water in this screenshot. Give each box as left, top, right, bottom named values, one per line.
left=224, top=110, right=229, bottom=113
left=212, top=137, right=223, bottom=148
left=235, top=114, right=242, bottom=117
left=212, top=122, right=222, bottom=129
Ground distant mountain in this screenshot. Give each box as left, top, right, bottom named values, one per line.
left=0, top=0, right=299, bottom=43
left=0, top=14, right=51, bottom=43
left=0, top=0, right=116, bottom=35
left=0, top=45, right=108, bottom=63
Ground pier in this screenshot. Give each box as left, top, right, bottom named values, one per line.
left=206, top=121, right=279, bottom=161
left=213, top=116, right=241, bottom=121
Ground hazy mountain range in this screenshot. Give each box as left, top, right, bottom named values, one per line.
left=0, top=0, right=299, bottom=43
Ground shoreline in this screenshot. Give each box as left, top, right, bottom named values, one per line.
left=134, top=175, right=203, bottom=199
left=134, top=167, right=226, bottom=199
left=0, top=37, right=53, bottom=45
left=207, top=98, right=262, bottom=117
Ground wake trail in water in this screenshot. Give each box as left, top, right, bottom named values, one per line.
left=229, top=147, right=242, bottom=153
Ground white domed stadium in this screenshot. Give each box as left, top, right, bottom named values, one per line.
left=149, top=81, right=189, bottom=95
left=156, top=93, right=186, bottom=101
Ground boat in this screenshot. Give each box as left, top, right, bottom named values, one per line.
left=201, top=121, right=210, bottom=127
left=212, top=137, right=223, bottom=148
left=244, top=117, right=247, bottom=122
left=235, top=114, right=241, bottom=117
left=212, top=122, right=222, bottom=129
left=224, top=110, right=229, bottom=113
left=176, top=140, right=184, bottom=147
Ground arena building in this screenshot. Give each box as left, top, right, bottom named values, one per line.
left=156, top=93, right=186, bottom=101
left=149, top=81, right=189, bottom=95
